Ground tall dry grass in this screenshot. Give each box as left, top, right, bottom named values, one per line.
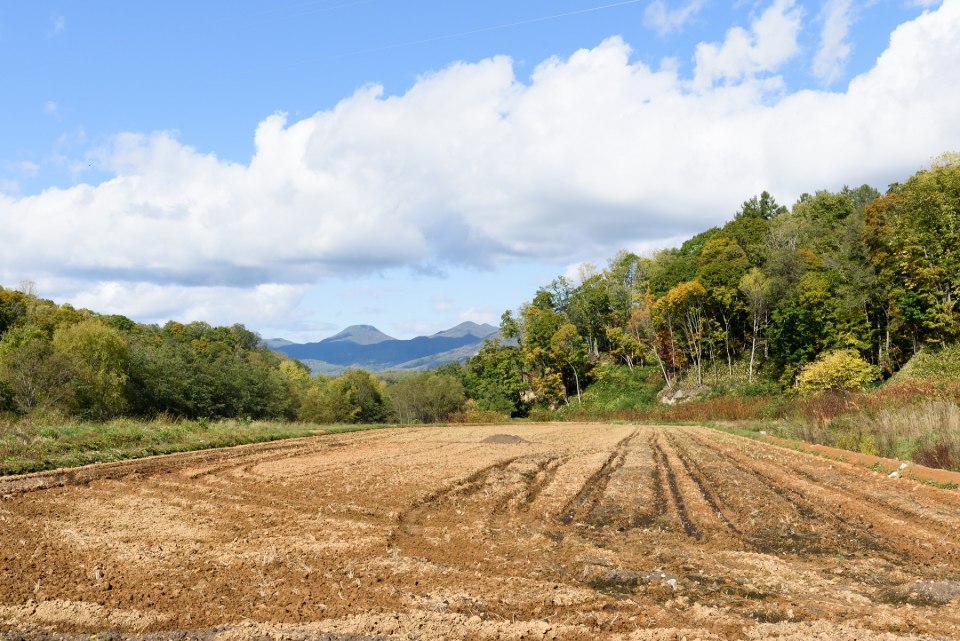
left=778, top=401, right=960, bottom=471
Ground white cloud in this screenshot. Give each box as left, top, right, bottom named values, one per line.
left=691, top=0, right=803, bottom=90
left=432, top=294, right=456, bottom=313
left=457, top=307, right=501, bottom=326
left=392, top=321, right=440, bottom=336
left=56, top=281, right=311, bottom=329
left=813, top=0, right=855, bottom=84
left=44, top=101, right=59, bottom=114
left=0, top=179, right=18, bottom=194
left=49, top=15, right=65, bottom=37
left=4, top=160, right=39, bottom=177
left=644, top=0, right=709, bottom=35
left=2, top=0, right=960, bottom=330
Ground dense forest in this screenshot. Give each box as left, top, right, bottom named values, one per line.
left=464, top=152, right=960, bottom=414
left=1, top=153, right=957, bottom=428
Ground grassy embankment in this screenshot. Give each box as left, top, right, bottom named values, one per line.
left=0, top=416, right=392, bottom=476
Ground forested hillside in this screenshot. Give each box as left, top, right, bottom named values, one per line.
left=465, top=153, right=960, bottom=413
left=0, top=293, right=304, bottom=421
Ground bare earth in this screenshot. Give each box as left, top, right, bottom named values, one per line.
left=1, top=423, right=959, bottom=641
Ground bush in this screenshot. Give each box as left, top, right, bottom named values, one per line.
left=0, top=325, right=75, bottom=415
left=797, top=349, right=880, bottom=398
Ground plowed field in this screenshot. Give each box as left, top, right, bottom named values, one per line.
left=2, top=423, right=959, bottom=641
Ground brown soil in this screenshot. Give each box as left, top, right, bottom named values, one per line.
left=479, top=434, right=533, bottom=444
left=2, top=423, right=959, bottom=640
left=759, top=435, right=960, bottom=486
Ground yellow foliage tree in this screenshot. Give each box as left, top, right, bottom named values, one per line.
left=796, top=349, right=880, bottom=401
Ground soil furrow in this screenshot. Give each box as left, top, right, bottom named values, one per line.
left=683, top=427, right=956, bottom=564
left=558, top=430, right=636, bottom=526
left=650, top=435, right=701, bottom=541
left=662, top=430, right=751, bottom=542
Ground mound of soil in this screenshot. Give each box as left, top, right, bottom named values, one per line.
left=480, top=434, right=532, bottom=444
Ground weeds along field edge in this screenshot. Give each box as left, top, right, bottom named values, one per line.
left=0, top=416, right=396, bottom=476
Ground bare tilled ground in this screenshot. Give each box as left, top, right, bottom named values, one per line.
left=2, top=423, right=959, bottom=641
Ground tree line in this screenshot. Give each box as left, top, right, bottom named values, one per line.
left=0, top=287, right=471, bottom=424
left=465, top=153, right=960, bottom=412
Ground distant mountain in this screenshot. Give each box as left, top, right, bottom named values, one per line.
left=263, top=338, right=296, bottom=348
left=321, top=324, right=395, bottom=345
left=430, top=321, right=498, bottom=339
left=272, top=321, right=499, bottom=373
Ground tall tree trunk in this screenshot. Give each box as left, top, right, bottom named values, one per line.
left=568, top=359, right=582, bottom=405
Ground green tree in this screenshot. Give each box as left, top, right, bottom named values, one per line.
left=887, top=153, right=960, bottom=346
left=0, top=325, right=75, bottom=415
left=53, top=319, right=130, bottom=419
left=550, top=324, right=587, bottom=405
left=465, top=338, right=525, bottom=415
left=739, top=268, right=771, bottom=383
left=697, top=238, right=749, bottom=376
left=662, top=281, right=708, bottom=386
left=388, top=372, right=466, bottom=423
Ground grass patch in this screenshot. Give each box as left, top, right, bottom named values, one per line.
left=0, top=416, right=394, bottom=476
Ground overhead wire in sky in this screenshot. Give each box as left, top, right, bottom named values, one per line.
left=0, top=0, right=376, bottom=74
left=123, top=0, right=647, bottom=95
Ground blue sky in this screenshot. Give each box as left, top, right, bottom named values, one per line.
left=1, top=0, right=956, bottom=341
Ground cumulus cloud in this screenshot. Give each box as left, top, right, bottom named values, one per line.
left=62, top=281, right=311, bottom=328
left=813, top=0, right=855, bottom=84
left=644, top=0, right=708, bottom=35
left=2, top=0, right=960, bottom=329
left=691, top=0, right=803, bottom=90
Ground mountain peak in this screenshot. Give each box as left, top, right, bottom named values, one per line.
left=263, top=337, right=296, bottom=349
left=431, top=321, right=499, bottom=339
left=321, top=325, right=395, bottom=345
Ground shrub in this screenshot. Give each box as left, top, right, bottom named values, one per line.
left=797, top=349, right=880, bottom=400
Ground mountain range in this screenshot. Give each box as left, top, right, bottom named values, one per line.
left=264, top=321, right=499, bottom=375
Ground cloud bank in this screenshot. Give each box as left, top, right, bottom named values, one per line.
left=2, top=0, right=959, bottom=328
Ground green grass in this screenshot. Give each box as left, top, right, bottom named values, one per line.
left=575, top=363, right=664, bottom=411
left=0, top=417, right=394, bottom=476
left=891, top=344, right=960, bottom=383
